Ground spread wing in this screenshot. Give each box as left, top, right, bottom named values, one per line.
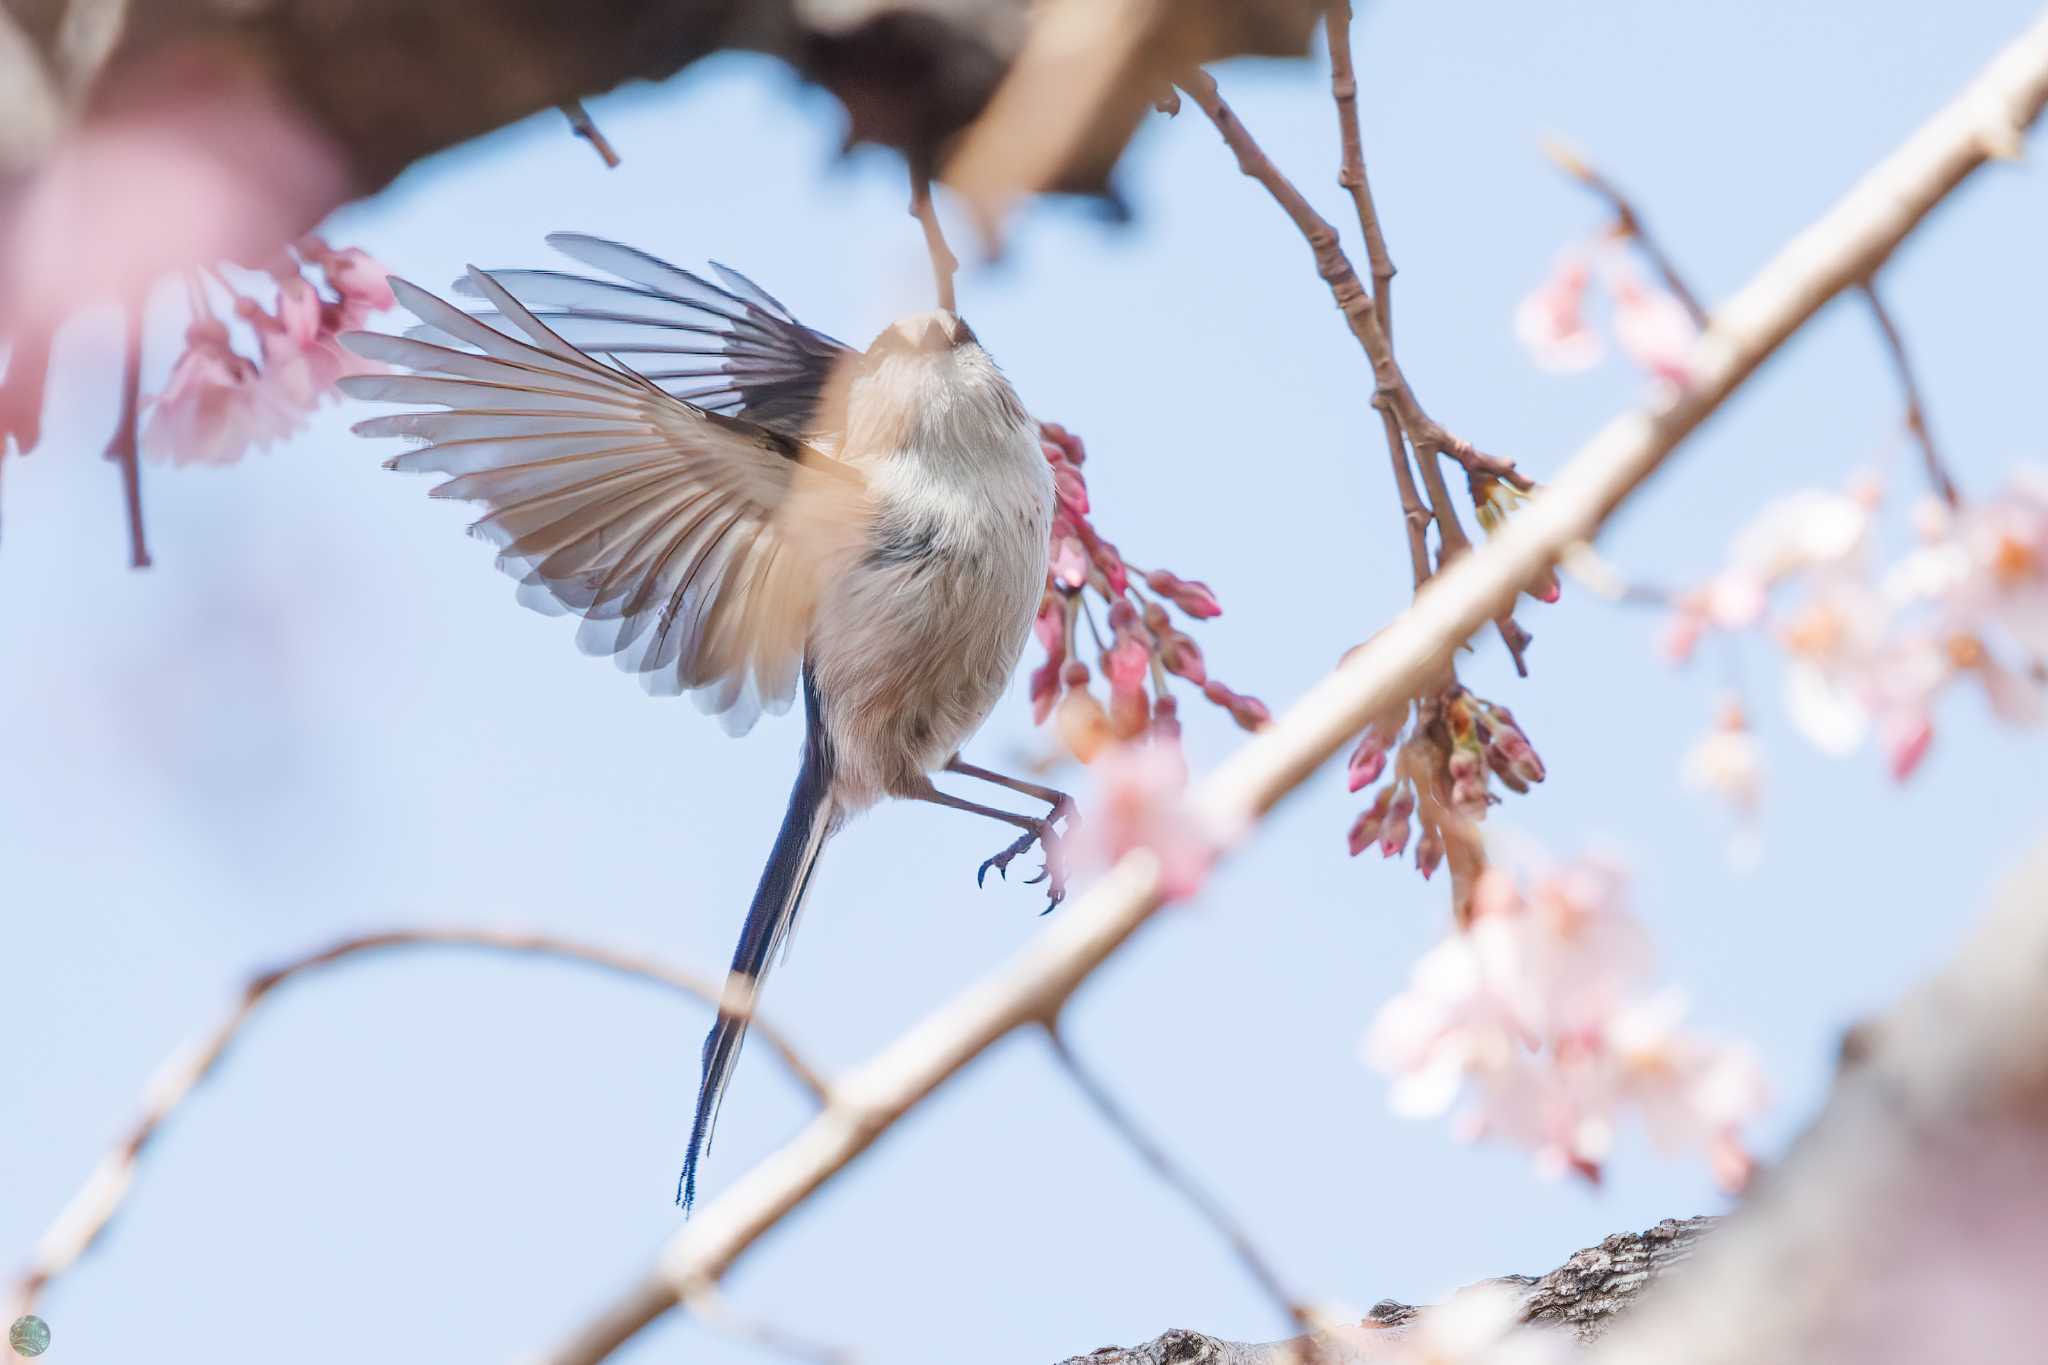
left=399, top=233, right=857, bottom=440
left=342, top=270, right=870, bottom=735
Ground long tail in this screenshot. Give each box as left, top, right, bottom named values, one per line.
left=678, top=681, right=835, bottom=1212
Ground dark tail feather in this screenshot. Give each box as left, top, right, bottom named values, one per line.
left=678, top=692, right=835, bottom=1212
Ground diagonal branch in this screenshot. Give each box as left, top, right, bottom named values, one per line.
left=538, top=14, right=2048, bottom=1354
left=7, top=927, right=825, bottom=1325
left=1543, top=137, right=1710, bottom=329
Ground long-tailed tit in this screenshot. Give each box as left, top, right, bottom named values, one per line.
left=341, top=235, right=1071, bottom=1212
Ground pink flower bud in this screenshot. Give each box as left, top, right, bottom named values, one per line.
left=1161, top=633, right=1207, bottom=686
left=1051, top=533, right=1087, bottom=590
left=1029, top=659, right=1062, bottom=725
left=1415, top=824, right=1445, bottom=880
left=1104, top=633, right=1150, bottom=697
left=1110, top=684, right=1151, bottom=740
left=1057, top=687, right=1111, bottom=763
left=1379, top=785, right=1416, bottom=859
left=1347, top=733, right=1389, bottom=792
left=1348, top=786, right=1393, bottom=856
left=1145, top=568, right=1222, bottom=619
left=1053, top=464, right=1090, bottom=515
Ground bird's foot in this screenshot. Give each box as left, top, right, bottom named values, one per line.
left=976, top=819, right=1068, bottom=912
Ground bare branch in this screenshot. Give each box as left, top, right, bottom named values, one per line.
left=103, top=303, right=150, bottom=569
left=7, top=927, right=825, bottom=1324
left=559, top=98, right=621, bottom=168
left=911, top=173, right=960, bottom=313
left=1324, top=3, right=1395, bottom=343
left=1044, top=1024, right=1321, bottom=1347
left=536, top=17, right=2048, bottom=1352
left=1860, top=280, right=1961, bottom=507
left=1543, top=137, right=1710, bottom=329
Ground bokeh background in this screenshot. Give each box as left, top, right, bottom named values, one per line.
left=7, top=1, right=2048, bottom=1359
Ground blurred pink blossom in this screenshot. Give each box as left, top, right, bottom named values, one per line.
left=4, top=54, right=347, bottom=330
left=1513, top=252, right=1602, bottom=372
left=140, top=318, right=298, bottom=467
left=1072, top=740, right=1235, bottom=901
left=1606, top=258, right=1699, bottom=387
left=1365, top=855, right=1765, bottom=1190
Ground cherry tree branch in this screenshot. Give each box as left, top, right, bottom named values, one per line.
left=103, top=302, right=150, bottom=569
left=1044, top=1025, right=1323, bottom=1347
left=1178, top=63, right=1533, bottom=671
left=558, top=98, right=621, bottom=169
left=1543, top=138, right=1711, bottom=329
left=911, top=173, right=960, bottom=313
left=1060, top=1217, right=1717, bottom=1363
left=540, top=17, right=2048, bottom=1354
left=1859, top=280, right=1961, bottom=507
left=6, top=927, right=825, bottom=1326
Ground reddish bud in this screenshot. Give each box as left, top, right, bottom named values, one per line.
left=1379, top=785, right=1416, bottom=859
left=1348, top=786, right=1393, bottom=856
left=1103, top=633, right=1150, bottom=697
left=1057, top=687, right=1112, bottom=762
left=1053, top=464, right=1090, bottom=515
left=1110, top=684, right=1151, bottom=739
left=1347, top=734, right=1389, bottom=792
left=1415, top=823, right=1445, bottom=880
left=1161, top=632, right=1207, bottom=686
left=1145, top=568, right=1222, bottom=619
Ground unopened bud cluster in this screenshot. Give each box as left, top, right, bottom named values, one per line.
left=1345, top=684, right=1546, bottom=897
left=1030, top=422, right=1268, bottom=761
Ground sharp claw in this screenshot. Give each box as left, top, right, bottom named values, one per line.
left=976, top=862, right=991, bottom=888
left=1024, top=866, right=1049, bottom=886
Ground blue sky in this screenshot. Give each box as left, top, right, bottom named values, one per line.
left=7, top=2, right=2048, bottom=1360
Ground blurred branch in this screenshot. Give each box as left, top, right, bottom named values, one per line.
left=1542, top=137, right=1710, bottom=328
left=1043, top=1024, right=1323, bottom=1349
left=6, top=926, right=824, bottom=1325
left=559, top=98, right=621, bottom=169
left=104, top=302, right=149, bottom=568
left=941, top=0, right=1322, bottom=241
left=910, top=173, right=959, bottom=313
left=1859, top=281, right=1961, bottom=508
left=1059, top=1217, right=1716, bottom=1363
left=1598, top=836, right=2048, bottom=1363
left=535, top=15, right=2048, bottom=1352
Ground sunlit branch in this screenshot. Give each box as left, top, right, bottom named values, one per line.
left=910, top=173, right=959, bottom=314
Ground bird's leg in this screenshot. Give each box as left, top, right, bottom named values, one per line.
left=911, top=786, right=1068, bottom=912
left=943, top=757, right=1078, bottom=832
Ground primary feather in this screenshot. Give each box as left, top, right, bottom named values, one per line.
left=342, top=269, right=870, bottom=734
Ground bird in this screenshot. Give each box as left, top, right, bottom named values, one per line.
left=339, top=233, right=1073, bottom=1213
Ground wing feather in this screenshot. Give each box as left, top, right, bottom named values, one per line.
left=342, top=274, right=869, bottom=732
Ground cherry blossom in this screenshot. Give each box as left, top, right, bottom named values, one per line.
left=140, top=318, right=299, bottom=467
left=1512, top=251, right=1602, bottom=373
left=140, top=243, right=395, bottom=467
left=1681, top=696, right=1764, bottom=865
left=1365, top=855, right=1765, bottom=1191
left=1658, top=469, right=2045, bottom=793
left=1071, top=739, right=1237, bottom=901
left=1029, top=422, right=1266, bottom=757
left=1513, top=238, right=1699, bottom=386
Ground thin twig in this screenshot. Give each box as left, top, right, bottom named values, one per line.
left=1178, top=69, right=1529, bottom=491
left=1044, top=1024, right=1325, bottom=1356
left=9, top=927, right=824, bottom=1324
left=1543, top=137, right=1710, bottom=329
left=1860, top=281, right=1961, bottom=507
left=910, top=173, right=959, bottom=313
left=1324, top=3, right=1395, bottom=345
left=679, top=1280, right=861, bottom=1365
left=560, top=99, right=621, bottom=168
left=105, top=303, right=150, bottom=569
left=536, top=21, right=2048, bottom=1350
left=1382, top=404, right=1433, bottom=588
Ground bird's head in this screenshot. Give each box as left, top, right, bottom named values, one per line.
left=864, top=309, right=979, bottom=360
